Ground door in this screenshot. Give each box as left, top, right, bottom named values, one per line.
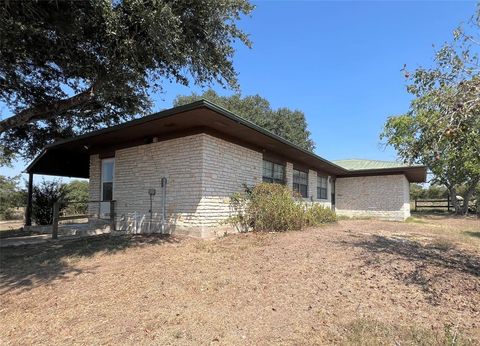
left=100, top=158, right=115, bottom=218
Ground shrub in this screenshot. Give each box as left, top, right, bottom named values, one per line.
left=305, top=204, right=337, bottom=226
left=228, top=183, right=336, bottom=232
left=32, top=180, right=67, bottom=225
left=63, top=180, right=89, bottom=215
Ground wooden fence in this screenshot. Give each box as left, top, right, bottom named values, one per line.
left=51, top=200, right=115, bottom=239
left=413, top=196, right=461, bottom=212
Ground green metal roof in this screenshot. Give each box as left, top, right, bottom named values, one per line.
left=332, top=159, right=414, bottom=170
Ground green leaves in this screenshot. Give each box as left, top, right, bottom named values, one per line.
left=0, top=0, right=254, bottom=163
left=174, top=90, right=316, bottom=151
left=382, top=5, right=480, bottom=214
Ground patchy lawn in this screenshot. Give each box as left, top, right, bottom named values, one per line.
left=1, top=216, right=479, bottom=345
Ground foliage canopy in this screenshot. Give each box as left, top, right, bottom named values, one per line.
left=382, top=6, right=480, bottom=214
left=174, top=90, right=315, bottom=151
left=0, top=0, right=253, bottom=164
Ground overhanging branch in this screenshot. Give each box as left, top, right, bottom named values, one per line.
left=0, top=85, right=97, bottom=134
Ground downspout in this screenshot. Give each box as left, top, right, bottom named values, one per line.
left=25, top=173, right=33, bottom=226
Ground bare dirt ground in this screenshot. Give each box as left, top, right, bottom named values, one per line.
left=0, top=220, right=23, bottom=232
left=1, top=215, right=479, bottom=345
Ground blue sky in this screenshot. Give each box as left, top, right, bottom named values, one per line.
left=1, top=0, right=476, bottom=182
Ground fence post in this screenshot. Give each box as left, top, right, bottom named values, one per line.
left=110, top=200, right=115, bottom=231
left=52, top=201, right=60, bottom=239
left=447, top=195, right=450, bottom=212
left=414, top=199, right=417, bottom=212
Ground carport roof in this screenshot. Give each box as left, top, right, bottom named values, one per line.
left=25, top=99, right=427, bottom=182
left=334, top=159, right=427, bottom=182
left=333, top=159, right=418, bottom=170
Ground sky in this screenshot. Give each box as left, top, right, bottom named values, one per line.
left=0, top=0, right=477, bottom=183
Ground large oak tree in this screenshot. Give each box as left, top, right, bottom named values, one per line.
left=0, top=0, right=253, bottom=164
left=174, top=90, right=316, bottom=151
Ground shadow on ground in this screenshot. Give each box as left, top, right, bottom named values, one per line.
left=0, top=234, right=181, bottom=294
left=353, top=235, right=480, bottom=276
left=343, top=235, right=480, bottom=305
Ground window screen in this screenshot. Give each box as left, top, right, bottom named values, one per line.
left=262, top=160, right=285, bottom=184
left=317, top=176, right=328, bottom=200
left=293, top=169, right=308, bottom=198
left=101, top=159, right=114, bottom=201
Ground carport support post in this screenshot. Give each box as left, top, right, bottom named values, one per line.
left=52, top=202, right=59, bottom=239
left=25, top=173, right=33, bottom=226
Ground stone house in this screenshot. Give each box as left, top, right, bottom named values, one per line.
left=25, top=100, right=426, bottom=238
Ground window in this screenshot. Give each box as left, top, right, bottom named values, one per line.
left=262, top=160, right=285, bottom=184
left=293, top=169, right=308, bottom=198
left=317, top=175, right=328, bottom=200
left=101, top=158, right=114, bottom=201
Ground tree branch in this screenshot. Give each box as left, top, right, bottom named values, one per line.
left=0, top=85, right=97, bottom=134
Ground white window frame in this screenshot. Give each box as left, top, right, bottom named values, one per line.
left=317, top=175, right=328, bottom=200
left=101, top=158, right=115, bottom=201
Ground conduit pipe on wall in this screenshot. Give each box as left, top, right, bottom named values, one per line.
left=161, top=177, right=167, bottom=232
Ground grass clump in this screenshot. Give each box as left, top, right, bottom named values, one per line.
left=342, top=318, right=473, bottom=346
left=228, top=183, right=336, bottom=232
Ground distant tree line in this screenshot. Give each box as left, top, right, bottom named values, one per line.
left=409, top=184, right=448, bottom=201
left=0, top=175, right=27, bottom=220
left=0, top=175, right=89, bottom=224
left=410, top=183, right=480, bottom=205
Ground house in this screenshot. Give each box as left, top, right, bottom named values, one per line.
left=25, top=100, right=426, bottom=238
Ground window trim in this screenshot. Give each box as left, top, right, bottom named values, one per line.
left=262, top=160, right=286, bottom=184
left=317, top=174, right=328, bottom=200
left=293, top=168, right=308, bottom=198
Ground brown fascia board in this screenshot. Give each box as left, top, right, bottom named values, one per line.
left=26, top=99, right=349, bottom=175
left=25, top=99, right=427, bottom=182
left=338, top=166, right=427, bottom=183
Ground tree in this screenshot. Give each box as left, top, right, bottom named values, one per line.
left=63, top=180, right=90, bottom=215
left=0, top=0, right=253, bottom=164
left=174, top=90, right=315, bottom=151
left=382, top=7, right=480, bottom=215
left=0, top=175, right=26, bottom=220
left=409, top=183, right=425, bottom=201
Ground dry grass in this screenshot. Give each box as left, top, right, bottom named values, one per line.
left=1, top=215, right=479, bottom=345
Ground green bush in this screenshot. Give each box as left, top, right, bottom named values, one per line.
left=305, top=203, right=337, bottom=226
left=32, top=180, right=67, bottom=225
left=228, top=183, right=336, bottom=232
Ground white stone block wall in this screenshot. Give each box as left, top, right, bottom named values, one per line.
left=87, top=133, right=411, bottom=237
left=113, top=134, right=205, bottom=232
left=304, top=169, right=332, bottom=208
left=335, top=174, right=410, bottom=220
left=88, top=154, right=101, bottom=217
left=88, top=133, right=263, bottom=237
left=197, top=135, right=262, bottom=231
left=285, top=162, right=293, bottom=189
left=307, top=169, right=317, bottom=201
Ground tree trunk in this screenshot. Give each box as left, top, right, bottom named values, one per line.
left=448, top=187, right=461, bottom=215
left=460, top=178, right=480, bottom=215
